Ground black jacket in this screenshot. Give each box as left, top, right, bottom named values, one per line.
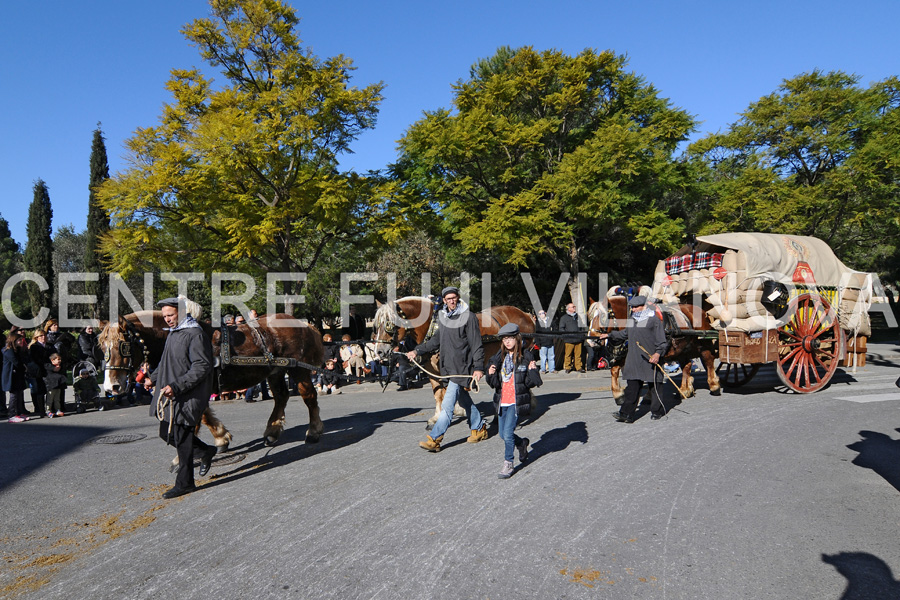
left=557, top=312, right=584, bottom=343
left=43, top=364, right=68, bottom=390
left=414, top=301, right=484, bottom=387
left=78, top=331, right=97, bottom=361
left=322, top=342, right=341, bottom=365
left=607, top=308, right=668, bottom=382
left=535, top=317, right=556, bottom=348
left=149, top=322, right=214, bottom=427
left=485, top=350, right=542, bottom=416
left=2, top=347, right=28, bottom=392
left=320, top=368, right=341, bottom=387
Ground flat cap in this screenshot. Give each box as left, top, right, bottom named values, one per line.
left=498, top=323, right=520, bottom=337
left=628, top=295, right=647, bottom=307
left=441, top=286, right=460, bottom=298
left=157, top=297, right=183, bottom=309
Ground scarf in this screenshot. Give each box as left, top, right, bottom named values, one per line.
left=443, top=299, right=469, bottom=319
left=166, top=314, right=201, bottom=332
left=501, top=352, right=515, bottom=383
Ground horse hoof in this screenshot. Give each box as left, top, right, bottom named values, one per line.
left=425, top=423, right=434, bottom=431
left=614, top=397, right=624, bottom=406
left=710, top=388, right=722, bottom=396
left=169, top=463, right=178, bottom=474
left=305, top=434, right=320, bottom=444
left=264, top=435, right=279, bottom=447
left=215, top=444, right=230, bottom=454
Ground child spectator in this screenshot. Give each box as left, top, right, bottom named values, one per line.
left=43, top=353, right=67, bottom=417
left=485, top=323, right=542, bottom=479
left=320, top=358, right=342, bottom=395
left=73, top=366, right=102, bottom=413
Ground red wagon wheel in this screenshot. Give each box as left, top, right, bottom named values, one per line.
left=716, top=362, right=760, bottom=388
left=776, top=293, right=842, bottom=393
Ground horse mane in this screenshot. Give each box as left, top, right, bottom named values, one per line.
left=374, top=296, right=429, bottom=330
left=587, top=301, right=607, bottom=323
left=373, top=302, right=399, bottom=331
left=97, top=322, right=125, bottom=347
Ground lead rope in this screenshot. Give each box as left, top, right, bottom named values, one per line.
left=398, top=353, right=480, bottom=393
left=155, top=391, right=174, bottom=441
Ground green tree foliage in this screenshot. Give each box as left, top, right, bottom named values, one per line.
left=0, top=215, right=26, bottom=327
left=396, top=46, right=696, bottom=291
left=98, top=0, right=384, bottom=301
left=24, top=179, right=54, bottom=317
left=85, top=124, right=111, bottom=317
left=690, top=70, right=900, bottom=275
left=53, top=225, right=90, bottom=320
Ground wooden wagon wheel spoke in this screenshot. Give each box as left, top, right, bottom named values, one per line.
left=781, top=330, right=804, bottom=342
left=777, top=293, right=840, bottom=393
left=715, top=362, right=760, bottom=388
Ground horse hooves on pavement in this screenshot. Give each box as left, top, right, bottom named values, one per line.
left=215, top=444, right=230, bottom=454
left=710, top=388, right=722, bottom=396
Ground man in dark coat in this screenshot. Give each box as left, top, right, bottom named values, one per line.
left=145, top=297, right=216, bottom=498
left=597, top=296, right=669, bottom=422
left=558, top=303, right=584, bottom=373
left=406, top=286, right=487, bottom=451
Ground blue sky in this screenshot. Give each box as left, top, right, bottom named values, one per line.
left=1, top=0, right=897, bottom=246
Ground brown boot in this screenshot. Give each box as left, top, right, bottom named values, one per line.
left=466, top=424, right=488, bottom=443
left=418, top=435, right=443, bottom=452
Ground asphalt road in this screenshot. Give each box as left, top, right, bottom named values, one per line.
left=2, top=342, right=900, bottom=600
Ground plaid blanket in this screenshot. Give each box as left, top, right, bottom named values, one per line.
left=665, top=251, right=724, bottom=275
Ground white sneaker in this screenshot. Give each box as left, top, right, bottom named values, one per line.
left=498, top=460, right=514, bottom=479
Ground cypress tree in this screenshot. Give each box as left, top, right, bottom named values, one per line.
left=85, top=124, right=111, bottom=318
left=24, top=179, right=54, bottom=318
left=0, top=214, right=25, bottom=324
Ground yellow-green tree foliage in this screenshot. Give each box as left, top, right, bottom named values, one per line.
left=690, top=70, right=900, bottom=275
left=99, top=0, right=384, bottom=294
left=396, top=46, right=695, bottom=276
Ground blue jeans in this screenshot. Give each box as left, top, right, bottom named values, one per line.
left=430, top=381, right=483, bottom=439
left=498, top=404, right=521, bottom=462
left=539, top=346, right=556, bottom=372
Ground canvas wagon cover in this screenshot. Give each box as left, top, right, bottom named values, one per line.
left=651, top=232, right=873, bottom=333
left=664, top=232, right=862, bottom=287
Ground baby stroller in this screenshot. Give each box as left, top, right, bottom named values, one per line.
left=72, top=361, right=104, bottom=413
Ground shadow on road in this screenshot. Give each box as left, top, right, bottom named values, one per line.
left=0, top=422, right=116, bottom=493
left=845, top=429, right=900, bottom=493
left=519, top=392, right=581, bottom=426
left=199, top=406, right=420, bottom=489
left=516, top=421, right=588, bottom=473
left=822, top=551, right=900, bottom=600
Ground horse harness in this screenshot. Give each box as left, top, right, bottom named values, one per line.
left=218, top=322, right=320, bottom=372
left=105, top=320, right=150, bottom=374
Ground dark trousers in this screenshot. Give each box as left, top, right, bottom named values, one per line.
left=159, top=420, right=212, bottom=490
left=7, top=390, right=26, bottom=417
left=620, top=379, right=664, bottom=417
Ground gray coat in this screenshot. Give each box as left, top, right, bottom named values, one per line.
left=149, top=323, right=213, bottom=427
left=608, top=308, right=668, bottom=382
left=415, top=301, right=484, bottom=387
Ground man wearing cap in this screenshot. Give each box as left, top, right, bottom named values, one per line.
left=145, top=297, right=217, bottom=498
left=406, top=286, right=488, bottom=451
left=596, top=295, right=668, bottom=422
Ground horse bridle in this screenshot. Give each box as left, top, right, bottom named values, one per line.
left=104, top=322, right=150, bottom=376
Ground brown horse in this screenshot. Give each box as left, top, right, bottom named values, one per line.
left=98, top=310, right=324, bottom=447
left=588, top=295, right=721, bottom=401
left=372, top=297, right=535, bottom=429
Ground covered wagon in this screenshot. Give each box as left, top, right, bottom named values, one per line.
left=651, top=232, right=875, bottom=393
